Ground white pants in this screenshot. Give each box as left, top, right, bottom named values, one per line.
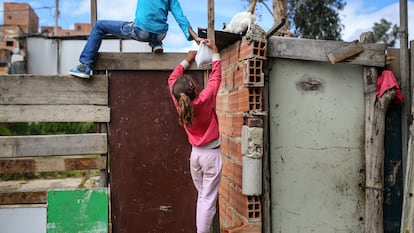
left=190, top=147, right=222, bottom=233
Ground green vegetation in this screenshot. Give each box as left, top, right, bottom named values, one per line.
left=0, top=170, right=99, bottom=182
left=372, top=18, right=399, bottom=47
left=287, top=0, right=345, bottom=40
left=0, top=122, right=95, bottom=136
left=0, top=122, right=97, bottom=181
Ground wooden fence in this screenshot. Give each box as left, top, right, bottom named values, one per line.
left=0, top=74, right=110, bottom=205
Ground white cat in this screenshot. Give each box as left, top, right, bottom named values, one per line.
left=223, top=0, right=257, bottom=34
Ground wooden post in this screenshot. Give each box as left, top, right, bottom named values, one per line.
left=54, top=0, right=59, bottom=36
left=272, top=0, right=287, bottom=32
left=91, top=0, right=97, bottom=25
left=207, top=2, right=218, bottom=231
left=207, top=0, right=214, bottom=40
left=400, top=40, right=414, bottom=233
left=361, top=31, right=396, bottom=233
left=98, top=122, right=109, bottom=187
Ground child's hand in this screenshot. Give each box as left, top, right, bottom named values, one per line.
left=194, top=36, right=202, bottom=45
left=203, top=39, right=218, bottom=53
left=185, top=50, right=197, bottom=63
left=188, top=27, right=202, bottom=45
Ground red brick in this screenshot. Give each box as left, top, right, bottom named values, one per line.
left=219, top=179, right=231, bottom=202
left=224, top=224, right=262, bottom=233
left=233, top=163, right=243, bottom=188
left=222, top=68, right=234, bottom=91
left=227, top=137, right=241, bottom=160
left=222, top=156, right=232, bottom=179
left=231, top=114, right=244, bottom=137
left=221, top=47, right=231, bottom=67
left=218, top=114, right=232, bottom=137
left=229, top=41, right=241, bottom=65
left=233, top=63, right=245, bottom=88
left=220, top=134, right=229, bottom=156
left=237, top=87, right=251, bottom=112
left=239, top=37, right=267, bottom=60
left=228, top=91, right=239, bottom=113
left=245, top=117, right=263, bottom=127
left=236, top=196, right=249, bottom=219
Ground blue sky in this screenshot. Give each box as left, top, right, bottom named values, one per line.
left=0, top=0, right=413, bottom=50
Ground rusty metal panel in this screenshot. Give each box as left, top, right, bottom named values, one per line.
left=269, top=59, right=365, bottom=232
left=109, top=70, right=204, bottom=233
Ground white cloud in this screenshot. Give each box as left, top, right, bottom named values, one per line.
left=341, top=1, right=413, bottom=46
left=96, top=0, right=136, bottom=21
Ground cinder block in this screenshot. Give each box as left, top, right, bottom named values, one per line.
left=248, top=88, right=262, bottom=112
left=241, top=125, right=263, bottom=157
left=247, top=195, right=261, bottom=220
left=239, top=37, right=267, bottom=60
left=231, top=59, right=264, bottom=88
left=243, top=59, right=264, bottom=87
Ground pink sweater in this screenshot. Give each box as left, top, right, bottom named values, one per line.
left=168, top=56, right=221, bottom=146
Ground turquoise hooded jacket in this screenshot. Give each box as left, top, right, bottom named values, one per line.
left=134, top=0, right=193, bottom=41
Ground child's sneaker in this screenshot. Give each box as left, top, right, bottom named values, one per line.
left=69, top=63, right=92, bottom=79
left=153, top=45, right=163, bottom=54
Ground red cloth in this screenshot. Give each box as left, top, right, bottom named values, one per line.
left=376, top=70, right=404, bottom=104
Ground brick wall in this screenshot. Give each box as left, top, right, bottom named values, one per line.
left=217, top=36, right=266, bottom=233
left=41, top=23, right=92, bottom=37
left=4, top=2, right=39, bottom=34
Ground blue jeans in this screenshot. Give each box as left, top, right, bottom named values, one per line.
left=79, top=20, right=167, bottom=67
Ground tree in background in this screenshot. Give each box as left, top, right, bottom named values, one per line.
left=0, top=122, right=95, bottom=136
left=372, top=18, right=399, bottom=48
left=242, top=0, right=345, bottom=40
left=287, top=0, right=345, bottom=40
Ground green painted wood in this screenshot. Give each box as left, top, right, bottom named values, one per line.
left=47, top=189, right=108, bottom=233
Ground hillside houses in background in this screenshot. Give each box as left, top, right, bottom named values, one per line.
left=0, top=2, right=92, bottom=74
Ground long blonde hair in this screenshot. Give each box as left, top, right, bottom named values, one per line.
left=172, top=75, right=198, bottom=126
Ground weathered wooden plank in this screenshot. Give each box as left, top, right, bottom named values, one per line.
left=94, top=52, right=205, bottom=71
left=0, top=156, right=107, bottom=173
left=361, top=31, right=392, bottom=233
left=0, top=105, right=110, bottom=122
left=0, top=74, right=108, bottom=105
left=97, top=123, right=109, bottom=188
left=0, top=191, right=47, bottom=205
left=400, top=40, right=414, bottom=233
left=267, top=36, right=387, bottom=67
left=327, top=40, right=363, bottom=64
left=0, top=133, right=107, bottom=158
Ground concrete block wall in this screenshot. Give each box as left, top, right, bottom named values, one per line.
left=217, top=36, right=266, bottom=232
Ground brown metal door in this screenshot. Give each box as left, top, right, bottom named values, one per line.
left=109, top=70, right=202, bottom=233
